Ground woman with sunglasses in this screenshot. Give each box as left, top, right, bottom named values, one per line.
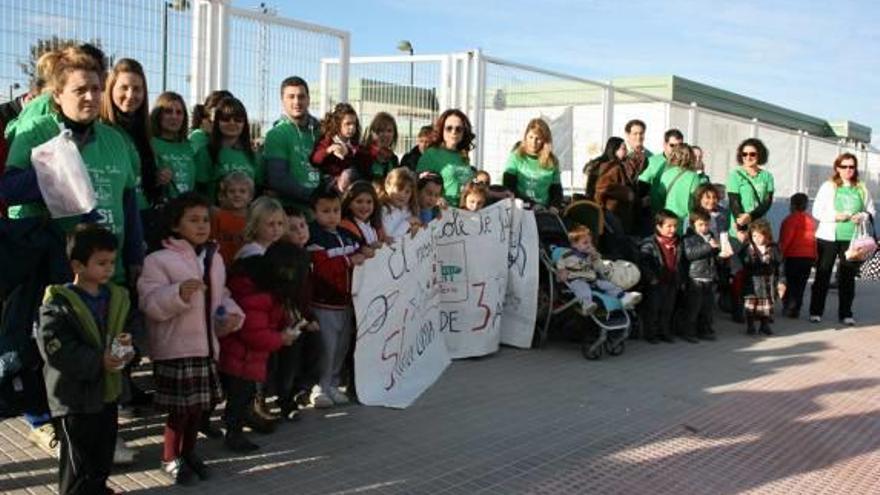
left=726, top=138, right=774, bottom=236
left=808, top=153, right=875, bottom=326
left=416, top=109, right=476, bottom=205
left=195, top=96, right=263, bottom=203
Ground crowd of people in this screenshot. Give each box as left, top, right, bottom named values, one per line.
left=0, top=42, right=876, bottom=493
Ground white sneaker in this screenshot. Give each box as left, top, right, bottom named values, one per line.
left=309, top=386, right=333, bottom=409
left=328, top=388, right=350, bottom=405
left=27, top=423, right=59, bottom=458
left=620, top=292, right=642, bottom=309
left=809, top=315, right=821, bottom=323
left=842, top=317, right=855, bottom=326
left=113, top=437, right=136, bottom=465
left=581, top=302, right=598, bottom=314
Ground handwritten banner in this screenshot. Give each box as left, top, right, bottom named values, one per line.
left=352, top=199, right=538, bottom=408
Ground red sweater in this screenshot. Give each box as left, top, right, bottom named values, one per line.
left=221, top=274, right=286, bottom=382
left=779, top=211, right=817, bottom=260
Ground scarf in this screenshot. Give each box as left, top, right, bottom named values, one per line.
left=656, top=235, right=678, bottom=276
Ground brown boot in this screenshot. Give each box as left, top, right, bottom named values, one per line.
left=252, top=392, right=279, bottom=421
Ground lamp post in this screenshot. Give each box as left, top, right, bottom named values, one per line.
left=8, top=83, right=20, bottom=102
left=397, top=40, right=414, bottom=149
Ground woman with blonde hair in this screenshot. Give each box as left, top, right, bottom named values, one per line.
left=808, top=152, right=876, bottom=325
left=502, top=118, right=562, bottom=208
left=660, top=142, right=701, bottom=233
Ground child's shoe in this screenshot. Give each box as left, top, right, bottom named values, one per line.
left=620, top=292, right=642, bottom=309
left=310, top=386, right=334, bottom=409
left=581, top=301, right=598, bottom=315
left=182, top=451, right=211, bottom=481
left=224, top=431, right=260, bottom=453
left=329, top=388, right=350, bottom=405
left=253, top=392, right=279, bottom=421
left=759, top=321, right=773, bottom=336
left=161, top=457, right=196, bottom=485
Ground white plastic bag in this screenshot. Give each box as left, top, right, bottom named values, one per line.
left=601, top=259, right=641, bottom=290
left=30, top=127, right=96, bottom=218
left=845, top=219, right=877, bottom=262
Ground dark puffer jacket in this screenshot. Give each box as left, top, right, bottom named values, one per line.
left=221, top=274, right=286, bottom=382
left=683, top=229, right=720, bottom=282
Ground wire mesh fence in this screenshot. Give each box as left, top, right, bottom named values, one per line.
left=0, top=0, right=197, bottom=104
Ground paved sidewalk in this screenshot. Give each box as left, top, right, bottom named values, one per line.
left=2, top=282, right=880, bottom=494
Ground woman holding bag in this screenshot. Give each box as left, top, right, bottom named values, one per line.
left=808, top=153, right=875, bottom=326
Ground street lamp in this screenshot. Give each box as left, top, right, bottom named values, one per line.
left=8, top=83, right=20, bottom=102
left=397, top=40, right=414, bottom=150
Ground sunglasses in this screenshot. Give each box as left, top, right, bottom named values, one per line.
left=741, top=151, right=758, bottom=158
left=218, top=114, right=245, bottom=123
left=837, top=165, right=856, bottom=170
left=444, top=125, right=463, bottom=133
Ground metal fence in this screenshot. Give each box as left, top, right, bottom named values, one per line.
left=0, top=0, right=197, bottom=103
left=0, top=0, right=350, bottom=140
left=2, top=0, right=877, bottom=216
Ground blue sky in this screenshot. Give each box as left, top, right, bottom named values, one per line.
left=252, top=0, right=879, bottom=145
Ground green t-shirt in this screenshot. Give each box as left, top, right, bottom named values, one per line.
left=3, top=93, right=53, bottom=142
left=5, top=115, right=137, bottom=282
left=503, top=152, right=561, bottom=207
left=726, top=167, right=775, bottom=235
left=151, top=137, right=197, bottom=199
left=659, top=166, right=700, bottom=234
left=639, top=153, right=669, bottom=213
left=834, top=185, right=865, bottom=241
left=195, top=146, right=263, bottom=202
left=262, top=117, right=321, bottom=203
left=416, top=147, right=475, bottom=204
left=188, top=128, right=210, bottom=154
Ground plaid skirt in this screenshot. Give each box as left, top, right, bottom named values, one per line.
left=743, top=296, right=774, bottom=318
left=153, top=357, right=224, bottom=415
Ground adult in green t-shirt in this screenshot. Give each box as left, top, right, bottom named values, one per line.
left=659, top=143, right=701, bottom=234
left=726, top=138, right=774, bottom=237
left=263, top=77, right=322, bottom=210
left=100, top=59, right=159, bottom=213
left=150, top=92, right=197, bottom=200
left=808, top=153, right=876, bottom=325
left=416, top=109, right=476, bottom=205
left=195, top=96, right=264, bottom=203
left=639, top=128, right=684, bottom=216
left=502, top=118, right=561, bottom=208
left=4, top=53, right=143, bottom=284
left=189, top=89, right=234, bottom=155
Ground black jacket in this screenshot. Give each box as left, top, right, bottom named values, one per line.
left=36, top=285, right=129, bottom=417
left=400, top=146, right=422, bottom=171
left=683, top=230, right=720, bottom=282
left=638, top=236, right=686, bottom=287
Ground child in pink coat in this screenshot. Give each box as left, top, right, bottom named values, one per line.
left=138, top=192, right=244, bottom=486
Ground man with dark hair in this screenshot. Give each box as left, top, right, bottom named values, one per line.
left=264, top=77, right=322, bottom=213
left=639, top=128, right=684, bottom=221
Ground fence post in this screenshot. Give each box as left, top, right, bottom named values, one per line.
left=601, top=83, right=614, bottom=146
left=439, top=55, right=451, bottom=111
left=802, top=133, right=811, bottom=195
left=319, top=59, right=330, bottom=117
left=190, top=0, right=207, bottom=106
left=688, top=102, right=698, bottom=144
left=794, top=130, right=804, bottom=192
left=215, top=0, right=230, bottom=91
left=339, top=32, right=351, bottom=105
left=473, top=49, right=486, bottom=168
left=751, top=118, right=759, bottom=138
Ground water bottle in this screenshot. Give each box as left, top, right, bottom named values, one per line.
left=214, top=306, right=227, bottom=331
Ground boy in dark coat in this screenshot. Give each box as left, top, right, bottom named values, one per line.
left=681, top=210, right=721, bottom=342
left=36, top=225, right=133, bottom=494
left=638, top=209, right=686, bottom=344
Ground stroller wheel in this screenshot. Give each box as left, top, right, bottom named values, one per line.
left=605, top=340, right=626, bottom=356
left=582, top=342, right=604, bottom=360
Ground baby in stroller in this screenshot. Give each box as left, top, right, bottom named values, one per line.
left=555, top=225, right=641, bottom=314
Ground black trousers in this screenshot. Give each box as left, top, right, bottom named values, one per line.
left=641, top=281, right=678, bottom=339
left=680, top=280, right=715, bottom=337
left=809, top=239, right=859, bottom=319
left=783, top=257, right=813, bottom=315
left=56, top=403, right=118, bottom=495
left=221, top=374, right=256, bottom=433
